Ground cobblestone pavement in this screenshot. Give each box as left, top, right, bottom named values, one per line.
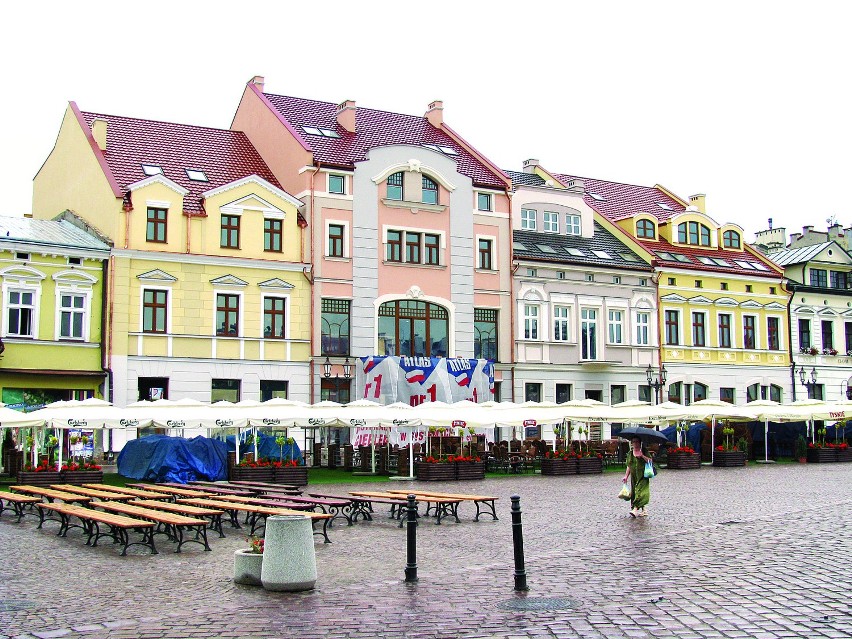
left=1, top=463, right=851, bottom=639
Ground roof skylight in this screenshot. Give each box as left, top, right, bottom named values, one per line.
left=656, top=251, right=675, bottom=260
left=438, top=146, right=458, bottom=156
left=536, top=244, right=557, bottom=254
left=672, top=254, right=691, bottom=263
left=750, top=262, right=770, bottom=271
left=142, top=164, right=163, bottom=176
left=735, top=260, right=756, bottom=269
left=620, top=254, right=641, bottom=262
left=301, top=126, right=340, bottom=138
left=593, top=250, right=612, bottom=259
left=185, top=169, right=208, bottom=182
left=565, top=247, right=585, bottom=257
left=712, top=258, right=732, bottom=266
left=698, top=256, right=715, bottom=266
left=589, top=193, right=607, bottom=201
left=656, top=202, right=673, bottom=211
left=513, top=242, right=528, bottom=251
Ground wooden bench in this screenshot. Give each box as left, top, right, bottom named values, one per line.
left=349, top=491, right=463, bottom=526
left=125, top=484, right=210, bottom=499
left=220, top=493, right=353, bottom=526
left=177, top=497, right=333, bottom=542
left=11, top=485, right=93, bottom=505
left=93, top=501, right=211, bottom=552
left=36, top=502, right=157, bottom=555
left=0, top=493, right=42, bottom=522
left=82, top=484, right=171, bottom=500
left=49, top=485, right=135, bottom=502
left=386, top=489, right=499, bottom=522
left=131, top=500, right=226, bottom=538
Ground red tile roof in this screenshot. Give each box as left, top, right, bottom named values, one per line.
left=552, top=172, right=686, bottom=222
left=78, top=110, right=283, bottom=214
left=262, top=93, right=508, bottom=189
left=635, top=235, right=783, bottom=278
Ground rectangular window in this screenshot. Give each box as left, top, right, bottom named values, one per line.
left=611, top=385, right=626, bottom=405
left=421, top=176, right=438, bottom=205
left=721, top=282, right=729, bottom=291
left=692, top=312, right=706, bottom=347
left=405, top=232, right=421, bottom=264
left=581, top=309, right=597, bottom=359
left=328, top=174, right=345, bottom=194
left=321, top=299, right=350, bottom=356
left=831, top=271, right=848, bottom=289
left=424, top=234, right=440, bottom=265
left=524, top=305, right=539, bottom=340
left=608, top=309, right=623, bottom=344
left=822, top=320, right=834, bottom=350
left=743, top=315, right=756, bottom=349
left=321, top=377, right=351, bottom=404
left=553, top=306, right=570, bottom=341
left=565, top=214, right=581, bottom=236
left=799, top=318, right=811, bottom=349
left=220, top=214, right=240, bottom=248
left=695, top=280, right=703, bottom=289
left=810, top=268, right=828, bottom=287
left=478, top=239, right=493, bottom=270
left=556, top=383, right=572, bottom=404
left=846, top=322, right=852, bottom=354
left=387, top=172, right=403, bottom=200
left=667, top=277, right=676, bottom=286
left=524, top=383, right=542, bottom=402
left=720, top=387, right=735, bottom=404
left=543, top=211, right=559, bottom=233
left=520, top=208, right=537, bottom=230
left=665, top=310, right=679, bottom=345
left=474, top=308, right=498, bottom=361
left=767, top=317, right=780, bottom=351
left=477, top=193, right=492, bottom=211
left=328, top=224, right=344, bottom=257
left=146, top=207, right=167, bottom=243
left=386, top=230, right=402, bottom=262
left=264, top=218, right=282, bottom=252
left=260, top=380, right=288, bottom=401
left=142, top=289, right=167, bottom=334
left=59, top=293, right=86, bottom=339
left=6, top=290, right=34, bottom=337
left=635, top=312, right=649, bottom=345
left=211, top=379, right=240, bottom=403
left=719, top=313, right=732, bottom=348
left=263, top=297, right=286, bottom=339
left=638, top=385, right=651, bottom=403
left=216, top=294, right=239, bottom=336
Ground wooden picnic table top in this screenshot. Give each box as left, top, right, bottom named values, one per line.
left=10, top=485, right=93, bottom=504
left=176, top=498, right=331, bottom=519
left=131, top=499, right=224, bottom=517
left=83, top=484, right=171, bottom=500
left=49, top=485, right=135, bottom=501
left=125, top=484, right=210, bottom=497
left=384, top=489, right=498, bottom=501
left=349, top=490, right=461, bottom=504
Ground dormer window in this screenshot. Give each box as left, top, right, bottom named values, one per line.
left=521, top=208, right=537, bottom=230
left=142, top=164, right=163, bottom=176
left=677, top=221, right=711, bottom=246
left=723, top=230, right=741, bottom=248
left=185, top=169, right=208, bottom=182
left=543, top=211, right=559, bottom=233
left=422, top=176, right=438, bottom=205
left=637, top=219, right=656, bottom=239
left=565, top=214, right=581, bottom=236
left=387, top=172, right=404, bottom=201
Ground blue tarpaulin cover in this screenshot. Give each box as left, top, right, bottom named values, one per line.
left=226, top=432, right=303, bottom=464
left=117, top=435, right=229, bottom=484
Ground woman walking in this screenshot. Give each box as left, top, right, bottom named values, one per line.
left=622, top=436, right=653, bottom=517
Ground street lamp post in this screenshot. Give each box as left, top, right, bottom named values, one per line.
left=797, top=366, right=818, bottom=399
left=645, top=364, right=667, bottom=405
left=322, top=356, right=352, bottom=447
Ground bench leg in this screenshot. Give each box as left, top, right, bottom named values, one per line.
left=474, top=500, right=499, bottom=522
left=312, top=518, right=331, bottom=544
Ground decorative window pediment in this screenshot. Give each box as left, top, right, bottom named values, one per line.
left=740, top=300, right=763, bottom=309
left=53, top=269, right=98, bottom=288
left=634, top=296, right=655, bottom=309
left=0, top=265, right=46, bottom=282
left=201, top=175, right=302, bottom=208
left=210, top=274, right=248, bottom=287
left=660, top=293, right=687, bottom=304
left=219, top=194, right=287, bottom=219
left=764, top=302, right=785, bottom=310
left=127, top=174, right=190, bottom=196
left=818, top=308, right=839, bottom=316
left=794, top=306, right=815, bottom=315
left=714, top=297, right=739, bottom=307
left=258, top=278, right=295, bottom=290
left=137, top=269, right=177, bottom=283
left=687, top=296, right=713, bottom=305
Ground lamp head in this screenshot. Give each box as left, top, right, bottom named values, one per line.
left=645, top=364, right=653, bottom=385
left=322, top=357, right=332, bottom=379
left=343, top=357, right=352, bottom=379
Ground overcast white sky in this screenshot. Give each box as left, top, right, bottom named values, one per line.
left=2, top=1, right=849, bottom=241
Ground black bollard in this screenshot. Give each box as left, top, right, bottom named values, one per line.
left=510, top=494, right=528, bottom=591
left=405, top=494, right=418, bottom=582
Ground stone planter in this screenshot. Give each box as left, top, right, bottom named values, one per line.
left=233, top=549, right=263, bottom=586
left=666, top=452, right=701, bottom=470
left=540, top=458, right=578, bottom=475
left=261, top=515, right=317, bottom=592
left=455, top=461, right=485, bottom=480
left=16, top=471, right=60, bottom=486
left=713, top=451, right=747, bottom=467
left=806, top=447, right=837, bottom=463
left=60, top=470, right=104, bottom=485
left=273, top=466, right=308, bottom=485
left=835, top=448, right=852, bottom=462
left=576, top=457, right=603, bottom=474
left=230, top=466, right=275, bottom=482
left=415, top=462, right=456, bottom=481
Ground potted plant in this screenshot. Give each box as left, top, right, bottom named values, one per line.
left=60, top=461, right=104, bottom=485
left=830, top=441, right=851, bottom=462
left=541, top=449, right=579, bottom=475
left=234, top=536, right=264, bottom=586
left=273, top=457, right=308, bottom=485
left=666, top=445, right=701, bottom=470
left=448, top=454, right=485, bottom=480
left=806, top=426, right=836, bottom=463
left=415, top=455, right=456, bottom=481
left=713, top=426, right=747, bottom=467
left=794, top=435, right=808, bottom=463
left=17, top=460, right=60, bottom=486
left=576, top=449, right=604, bottom=474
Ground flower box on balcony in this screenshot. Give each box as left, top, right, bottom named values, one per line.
left=712, top=451, right=747, bottom=467
left=415, top=462, right=456, bottom=481
left=454, top=461, right=485, bottom=480
left=576, top=456, right=603, bottom=474
left=806, top=447, right=837, bottom=463
left=666, top=452, right=702, bottom=470
left=540, top=458, right=579, bottom=475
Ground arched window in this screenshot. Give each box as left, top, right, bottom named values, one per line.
left=377, top=300, right=449, bottom=357
left=677, top=221, right=712, bottom=246
left=636, top=219, right=656, bottom=239
left=387, top=172, right=404, bottom=201
left=422, top=176, right=438, bottom=205
left=723, top=230, right=741, bottom=248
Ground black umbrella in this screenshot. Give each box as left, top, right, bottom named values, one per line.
left=617, top=425, right=669, bottom=446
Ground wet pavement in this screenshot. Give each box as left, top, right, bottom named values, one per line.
left=1, top=462, right=850, bottom=639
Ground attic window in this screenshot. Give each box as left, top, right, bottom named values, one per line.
left=713, top=258, right=732, bottom=266
left=422, top=144, right=458, bottom=156
left=697, top=256, right=715, bottom=266
left=15, top=252, right=30, bottom=261
left=751, top=262, right=770, bottom=271
left=735, top=260, right=756, bottom=270
left=593, top=250, right=612, bottom=259
left=513, top=242, right=528, bottom=251
left=142, top=164, right=163, bottom=176
left=656, top=251, right=675, bottom=260
left=589, top=193, right=606, bottom=201
left=536, top=244, right=557, bottom=254
left=185, top=169, right=208, bottom=182
left=672, top=254, right=691, bottom=263
left=565, top=247, right=585, bottom=257
left=620, top=254, right=641, bottom=262
left=68, top=257, right=83, bottom=266
left=656, top=202, right=673, bottom=211
left=301, top=126, right=340, bottom=138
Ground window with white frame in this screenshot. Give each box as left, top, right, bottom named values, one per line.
left=326, top=222, right=347, bottom=258
left=524, top=305, right=539, bottom=339
left=6, top=289, right=36, bottom=337
left=635, top=311, right=650, bottom=345
left=565, top=214, right=581, bottom=236
left=521, top=208, right=537, bottom=230
left=608, top=309, right=624, bottom=344
left=142, top=289, right=168, bottom=333
left=543, top=211, right=559, bottom=233
left=478, top=238, right=493, bottom=270
left=581, top=308, right=598, bottom=359
left=58, top=293, right=87, bottom=340
left=553, top=306, right=571, bottom=341
left=328, top=174, right=345, bottom=195
left=263, top=296, right=288, bottom=339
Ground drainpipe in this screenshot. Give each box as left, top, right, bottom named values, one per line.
left=510, top=260, right=520, bottom=402
left=101, top=256, right=113, bottom=457
left=652, top=263, right=664, bottom=398
left=309, top=162, right=322, bottom=404
left=783, top=279, right=796, bottom=401
left=505, top=185, right=515, bottom=403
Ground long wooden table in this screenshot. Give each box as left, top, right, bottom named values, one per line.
left=82, top=484, right=171, bottom=500
left=348, top=491, right=463, bottom=526
left=125, top=484, right=210, bottom=499
left=385, top=489, right=499, bottom=521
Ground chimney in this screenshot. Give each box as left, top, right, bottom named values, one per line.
left=803, top=225, right=813, bottom=235
left=689, top=193, right=706, bottom=214
left=768, top=217, right=773, bottom=230
left=522, top=159, right=540, bottom=174
left=251, top=75, right=265, bottom=92
left=336, top=100, right=356, bottom=133
left=789, top=232, right=802, bottom=244
left=91, top=118, right=108, bottom=151
left=828, top=223, right=842, bottom=239
left=425, top=100, right=443, bottom=127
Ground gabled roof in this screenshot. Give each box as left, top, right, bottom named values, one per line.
left=261, top=93, right=508, bottom=189
left=768, top=242, right=845, bottom=266
left=513, top=222, right=651, bottom=271
left=0, top=216, right=110, bottom=252
left=78, top=110, right=283, bottom=214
